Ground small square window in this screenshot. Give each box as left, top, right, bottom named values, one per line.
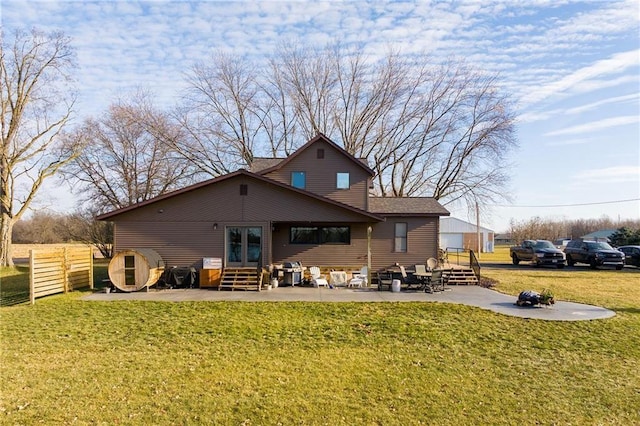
left=240, top=184, right=248, bottom=195
left=317, top=148, right=325, bottom=159
left=291, top=171, right=306, bottom=189
left=336, top=173, right=349, bottom=189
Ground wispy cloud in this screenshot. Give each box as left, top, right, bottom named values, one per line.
left=564, top=94, right=640, bottom=115
left=2, top=0, right=638, bottom=227
left=545, top=116, right=639, bottom=136
left=572, top=166, right=640, bottom=184
left=518, top=50, right=640, bottom=107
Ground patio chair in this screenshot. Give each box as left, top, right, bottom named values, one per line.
left=309, top=266, right=328, bottom=288
left=399, top=265, right=420, bottom=289
left=414, top=264, right=430, bottom=292
left=377, top=271, right=393, bottom=291
left=428, top=269, right=446, bottom=293
left=348, top=266, right=367, bottom=288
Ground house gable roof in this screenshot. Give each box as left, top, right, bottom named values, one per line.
left=369, top=197, right=450, bottom=217
left=96, top=169, right=383, bottom=222
left=254, top=133, right=375, bottom=176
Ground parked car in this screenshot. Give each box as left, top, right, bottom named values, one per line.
left=510, top=240, right=566, bottom=268
left=617, top=245, right=640, bottom=267
left=564, top=239, right=625, bottom=270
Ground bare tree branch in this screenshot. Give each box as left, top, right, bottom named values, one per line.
left=62, top=89, right=196, bottom=211
left=1, top=28, right=77, bottom=266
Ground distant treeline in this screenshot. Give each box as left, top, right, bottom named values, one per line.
left=507, top=216, right=640, bottom=246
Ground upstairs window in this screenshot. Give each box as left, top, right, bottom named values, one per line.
left=336, top=172, right=350, bottom=189
left=395, top=222, right=407, bottom=252
left=291, top=171, right=306, bottom=189
left=317, top=148, right=325, bottom=159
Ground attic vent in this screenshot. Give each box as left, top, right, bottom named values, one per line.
left=240, top=184, right=248, bottom=195
left=317, top=148, right=325, bottom=159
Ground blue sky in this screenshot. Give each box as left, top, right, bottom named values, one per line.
left=4, top=0, right=639, bottom=232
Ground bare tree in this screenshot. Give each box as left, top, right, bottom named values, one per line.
left=12, top=211, right=69, bottom=243
left=179, top=43, right=517, bottom=211
left=507, top=216, right=640, bottom=242
left=63, top=90, right=195, bottom=210
left=273, top=47, right=517, bottom=206
left=64, top=207, right=113, bottom=258
left=0, top=28, right=78, bottom=266
left=277, top=44, right=338, bottom=140
left=178, top=52, right=263, bottom=173
left=257, top=57, right=301, bottom=156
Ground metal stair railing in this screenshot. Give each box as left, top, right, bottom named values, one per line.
left=469, top=250, right=481, bottom=282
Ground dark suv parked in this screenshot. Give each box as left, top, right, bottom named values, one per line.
left=564, top=240, right=625, bottom=270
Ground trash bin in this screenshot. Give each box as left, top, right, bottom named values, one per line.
left=391, top=279, right=401, bottom=293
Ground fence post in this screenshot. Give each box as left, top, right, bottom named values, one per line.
left=89, top=246, right=94, bottom=290
left=63, top=247, right=69, bottom=293
left=29, top=249, right=35, bottom=305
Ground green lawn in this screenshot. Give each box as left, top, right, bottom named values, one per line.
left=1, top=252, right=639, bottom=424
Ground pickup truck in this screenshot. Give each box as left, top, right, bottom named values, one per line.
left=510, top=240, right=566, bottom=268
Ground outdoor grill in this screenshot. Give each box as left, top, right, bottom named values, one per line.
left=281, top=261, right=303, bottom=286
left=164, top=266, right=198, bottom=288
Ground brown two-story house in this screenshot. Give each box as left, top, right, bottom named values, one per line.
left=97, top=134, right=449, bottom=274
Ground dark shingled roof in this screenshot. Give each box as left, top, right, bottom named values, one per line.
left=250, top=158, right=284, bottom=173
left=369, top=197, right=450, bottom=216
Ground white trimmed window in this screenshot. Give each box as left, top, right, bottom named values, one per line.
left=336, top=172, right=349, bottom=189
left=395, top=223, right=407, bottom=252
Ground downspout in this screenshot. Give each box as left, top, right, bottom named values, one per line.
left=367, top=225, right=372, bottom=287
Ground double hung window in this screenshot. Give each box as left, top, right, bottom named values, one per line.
left=395, top=223, right=407, bottom=252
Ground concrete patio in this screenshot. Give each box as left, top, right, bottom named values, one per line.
left=83, top=285, right=615, bottom=322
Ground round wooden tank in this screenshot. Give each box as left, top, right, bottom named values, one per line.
left=108, top=248, right=165, bottom=292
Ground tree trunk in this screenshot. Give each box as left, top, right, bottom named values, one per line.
left=0, top=212, right=14, bottom=267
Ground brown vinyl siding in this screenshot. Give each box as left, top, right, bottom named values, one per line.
left=272, top=218, right=439, bottom=272
left=110, top=174, right=377, bottom=268
left=272, top=223, right=370, bottom=266
left=262, top=139, right=369, bottom=210
left=114, top=221, right=227, bottom=267
left=109, top=175, right=374, bottom=224
left=115, top=221, right=271, bottom=268
left=368, top=217, right=439, bottom=271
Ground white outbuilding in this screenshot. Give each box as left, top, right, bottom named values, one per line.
left=439, top=217, right=495, bottom=253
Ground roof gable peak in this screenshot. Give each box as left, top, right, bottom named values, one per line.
left=257, top=133, right=374, bottom=176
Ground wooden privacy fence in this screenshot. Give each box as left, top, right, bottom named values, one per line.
left=30, top=247, right=94, bottom=304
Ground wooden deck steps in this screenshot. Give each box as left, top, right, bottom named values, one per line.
left=443, top=268, right=478, bottom=285
left=219, top=268, right=263, bottom=291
